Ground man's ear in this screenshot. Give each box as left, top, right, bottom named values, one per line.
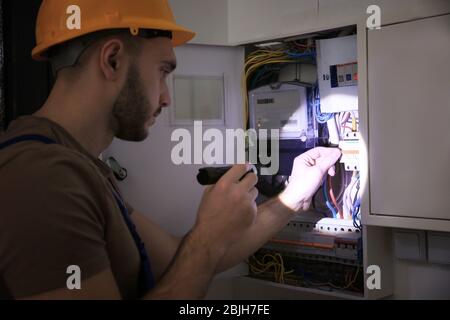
left=99, top=39, right=126, bottom=81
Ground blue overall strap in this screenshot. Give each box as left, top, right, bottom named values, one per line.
left=109, top=183, right=155, bottom=295
left=0, top=134, right=154, bottom=296
left=0, top=134, right=56, bottom=149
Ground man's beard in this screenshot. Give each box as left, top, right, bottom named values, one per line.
left=110, top=63, right=152, bottom=142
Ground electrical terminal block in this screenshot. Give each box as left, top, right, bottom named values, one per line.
left=264, top=217, right=362, bottom=264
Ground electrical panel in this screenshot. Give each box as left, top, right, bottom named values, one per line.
left=249, top=213, right=364, bottom=294
left=316, top=35, right=358, bottom=113
left=248, top=84, right=309, bottom=140
left=245, top=30, right=363, bottom=297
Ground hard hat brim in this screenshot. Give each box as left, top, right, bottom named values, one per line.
left=32, top=21, right=196, bottom=61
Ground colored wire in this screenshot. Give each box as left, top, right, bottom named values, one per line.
left=352, top=197, right=362, bottom=230
left=242, top=44, right=320, bottom=128
left=285, top=51, right=317, bottom=59
left=323, top=179, right=338, bottom=219
left=351, top=113, right=358, bottom=132
left=343, top=171, right=360, bottom=220
left=328, top=175, right=343, bottom=219
left=313, top=85, right=334, bottom=124
left=242, top=58, right=296, bottom=126
left=248, top=253, right=293, bottom=284
left=307, top=267, right=360, bottom=290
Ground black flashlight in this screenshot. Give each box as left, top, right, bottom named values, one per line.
left=197, top=165, right=258, bottom=186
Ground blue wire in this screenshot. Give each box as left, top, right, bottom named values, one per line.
left=352, top=198, right=362, bottom=230
left=285, top=51, right=317, bottom=58
left=326, top=201, right=338, bottom=219
left=313, top=85, right=333, bottom=124
left=251, top=65, right=269, bottom=89
left=351, top=177, right=362, bottom=229
left=323, top=180, right=338, bottom=219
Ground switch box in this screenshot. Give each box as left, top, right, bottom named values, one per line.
left=393, top=229, right=427, bottom=262
left=427, top=232, right=450, bottom=265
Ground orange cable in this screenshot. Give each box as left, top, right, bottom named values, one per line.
left=328, top=175, right=343, bottom=219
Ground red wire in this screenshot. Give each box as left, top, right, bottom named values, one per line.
left=328, top=175, right=343, bottom=219
left=342, top=125, right=353, bottom=131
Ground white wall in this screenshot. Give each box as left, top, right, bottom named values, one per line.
left=169, top=0, right=229, bottom=46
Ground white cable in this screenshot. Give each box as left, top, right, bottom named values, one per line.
left=343, top=173, right=358, bottom=220
left=327, top=116, right=340, bottom=145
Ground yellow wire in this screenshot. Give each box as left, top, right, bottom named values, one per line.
left=248, top=253, right=294, bottom=284
left=242, top=48, right=292, bottom=127
left=308, top=267, right=361, bottom=290
left=352, top=114, right=357, bottom=132
left=249, top=251, right=361, bottom=290
left=249, top=262, right=279, bottom=274
left=242, top=44, right=313, bottom=129
left=242, top=56, right=296, bottom=127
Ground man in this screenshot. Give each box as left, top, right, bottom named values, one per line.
left=0, top=0, right=341, bottom=300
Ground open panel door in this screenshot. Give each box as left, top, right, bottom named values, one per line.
left=367, top=14, right=450, bottom=230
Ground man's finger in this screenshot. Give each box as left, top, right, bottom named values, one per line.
left=328, top=165, right=336, bottom=177
left=316, top=148, right=342, bottom=173
left=239, top=172, right=258, bottom=191
left=302, top=147, right=327, bottom=161
left=219, top=164, right=252, bottom=184
left=302, top=199, right=312, bottom=211
left=248, top=187, right=259, bottom=202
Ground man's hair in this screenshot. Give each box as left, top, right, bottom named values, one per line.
left=49, top=29, right=172, bottom=77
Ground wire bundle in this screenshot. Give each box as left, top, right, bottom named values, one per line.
left=337, top=111, right=359, bottom=138
left=306, top=267, right=361, bottom=291
left=250, top=253, right=362, bottom=292
left=319, top=166, right=361, bottom=228
left=248, top=253, right=293, bottom=284
left=342, top=172, right=361, bottom=229
left=323, top=176, right=338, bottom=219
left=313, top=85, right=334, bottom=124
left=242, top=41, right=316, bottom=128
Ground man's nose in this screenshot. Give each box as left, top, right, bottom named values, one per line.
left=160, top=84, right=172, bottom=108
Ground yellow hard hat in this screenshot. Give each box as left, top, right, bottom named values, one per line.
left=32, top=0, right=196, bottom=61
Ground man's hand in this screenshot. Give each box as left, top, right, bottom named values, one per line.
left=193, top=164, right=259, bottom=256
left=279, top=147, right=342, bottom=212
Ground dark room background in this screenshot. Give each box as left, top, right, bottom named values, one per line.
left=0, top=0, right=52, bottom=132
